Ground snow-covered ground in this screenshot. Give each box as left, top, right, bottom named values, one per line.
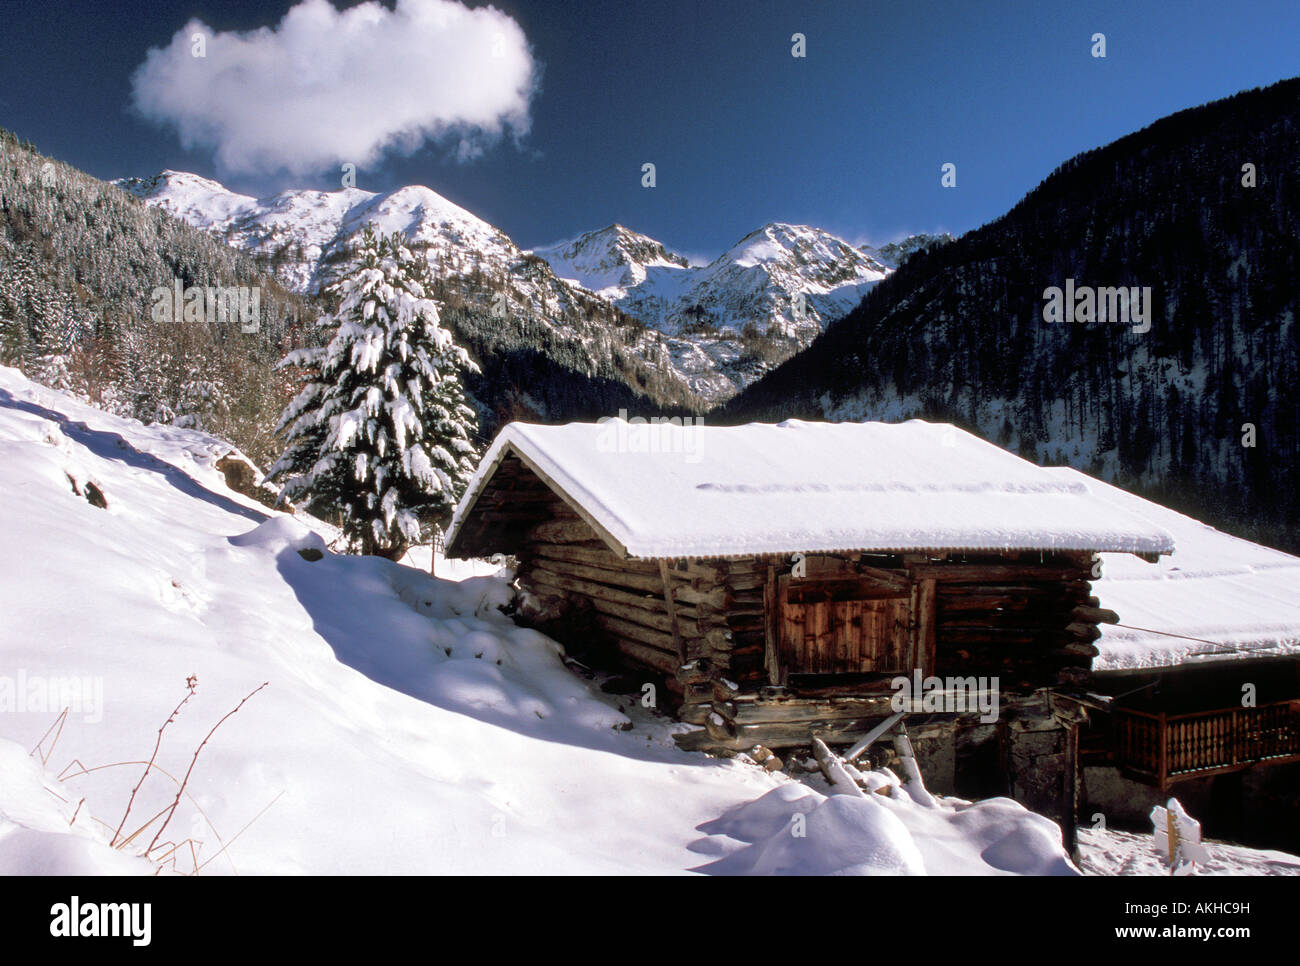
left=1077, top=828, right=1300, bottom=876
left=0, top=366, right=1293, bottom=875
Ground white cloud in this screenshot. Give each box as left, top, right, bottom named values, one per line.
left=130, top=0, right=537, bottom=176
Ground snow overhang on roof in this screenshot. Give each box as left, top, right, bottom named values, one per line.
left=1044, top=467, right=1300, bottom=672
left=445, top=418, right=1176, bottom=560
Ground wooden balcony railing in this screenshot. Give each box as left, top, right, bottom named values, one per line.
left=1113, top=699, right=1300, bottom=789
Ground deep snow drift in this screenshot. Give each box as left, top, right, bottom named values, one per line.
left=0, top=367, right=1285, bottom=875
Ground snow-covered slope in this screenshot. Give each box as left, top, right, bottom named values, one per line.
left=531, top=223, right=902, bottom=399
left=654, top=223, right=889, bottom=339
left=116, top=170, right=699, bottom=418
left=0, top=367, right=1103, bottom=875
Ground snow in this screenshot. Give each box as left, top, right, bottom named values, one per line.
left=1076, top=826, right=1300, bottom=876
left=0, top=365, right=783, bottom=874
left=116, top=171, right=511, bottom=296
left=538, top=221, right=891, bottom=341
left=0, top=366, right=1082, bottom=876
left=4, top=366, right=1293, bottom=875
left=1045, top=468, right=1300, bottom=671
left=691, top=783, right=1077, bottom=876
left=119, top=171, right=942, bottom=406
left=530, top=224, right=690, bottom=299
left=448, top=419, right=1175, bottom=559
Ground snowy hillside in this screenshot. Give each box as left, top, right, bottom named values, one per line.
left=0, top=366, right=1115, bottom=875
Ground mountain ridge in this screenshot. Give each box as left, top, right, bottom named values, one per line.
left=119, top=169, right=949, bottom=402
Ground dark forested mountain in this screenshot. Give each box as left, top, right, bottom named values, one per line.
left=0, top=130, right=698, bottom=468
left=722, top=78, right=1300, bottom=552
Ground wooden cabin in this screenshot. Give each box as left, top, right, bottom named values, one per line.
left=444, top=418, right=1173, bottom=758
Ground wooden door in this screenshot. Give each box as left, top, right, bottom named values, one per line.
left=778, top=578, right=913, bottom=676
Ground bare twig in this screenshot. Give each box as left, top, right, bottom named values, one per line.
left=111, top=675, right=198, bottom=848
left=144, top=682, right=268, bottom=857
left=30, top=707, right=69, bottom=766
left=196, top=790, right=285, bottom=874
left=53, top=756, right=239, bottom=873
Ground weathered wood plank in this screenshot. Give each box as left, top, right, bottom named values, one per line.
left=522, top=568, right=665, bottom=612
left=612, top=638, right=679, bottom=675
left=596, top=615, right=680, bottom=653
left=764, top=564, right=779, bottom=686
left=530, top=542, right=658, bottom=572
left=730, top=695, right=899, bottom=724
left=917, top=578, right=937, bottom=677
left=527, top=558, right=665, bottom=594
left=659, top=559, right=687, bottom=664
left=528, top=518, right=605, bottom=544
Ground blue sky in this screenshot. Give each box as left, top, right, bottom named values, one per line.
left=1, top=0, right=1298, bottom=259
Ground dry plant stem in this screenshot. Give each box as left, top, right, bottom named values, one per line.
left=29, top=707, right=69, bottom=766
left=196, top=789, right=285, bottom=873
left=145, top=682, right=268, bottom=857
left=54, top=755, right=240, bottom=873
left=111, top=678, right=197, bottom=849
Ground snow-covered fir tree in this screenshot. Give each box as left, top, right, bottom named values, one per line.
left=268, top=226, right=480, bottom=558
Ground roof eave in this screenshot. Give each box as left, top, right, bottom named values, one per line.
left=443, top=433, right=632, bottom=561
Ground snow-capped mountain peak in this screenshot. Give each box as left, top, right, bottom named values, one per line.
left=116, top=169, right=260, bottom=227
left=529, top=223, right=690, bottom=297
left=704, top=222, right=890, bottom=288
left=114, top=170, right=510, bottom=293
left=117, top=169, right=950, bottom=403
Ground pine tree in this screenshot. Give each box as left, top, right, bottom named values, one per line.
left=267, top=226, right=480, bottom=558
left=0, top=256, right=28, bottom=365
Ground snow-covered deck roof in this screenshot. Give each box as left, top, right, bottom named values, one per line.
left=1046, top=468, right=1300, bottom=672
left=447, top=419, right=1174, bottom=560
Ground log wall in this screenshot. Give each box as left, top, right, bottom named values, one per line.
left=482, top=455, right=1112, bottom=752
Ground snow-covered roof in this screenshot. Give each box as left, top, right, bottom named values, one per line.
left=1045, top=468, right=1300, bottom=671
left=447, top=419, right=1175, bottom=560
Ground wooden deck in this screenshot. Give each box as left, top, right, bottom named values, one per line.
left=1113, top=699, right=1300, bottom=790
